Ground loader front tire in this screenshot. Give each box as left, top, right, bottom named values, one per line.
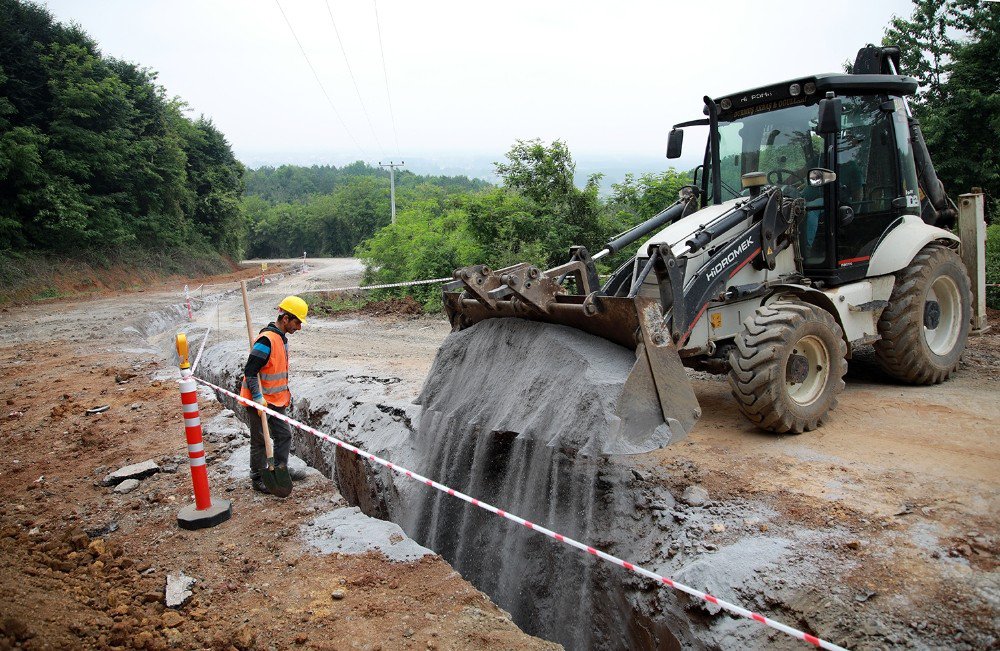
left=728, top=300, right=847, bottom=434
left=874, top=244, right=971, bottom=384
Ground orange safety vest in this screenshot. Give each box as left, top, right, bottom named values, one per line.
left=240, top=330, right=291, bottom=408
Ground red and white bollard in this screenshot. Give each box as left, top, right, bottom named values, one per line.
left=175, top=333, right=232, bottom=530
left=184, top=284, right=193, bottom=321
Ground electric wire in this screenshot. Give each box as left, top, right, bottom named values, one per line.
left=274, top=0, right=368, bottom=160
left=324, top=0, right=386, bottom=158
left=372, top=0, right=401, bottom=157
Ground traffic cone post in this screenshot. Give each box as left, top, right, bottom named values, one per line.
left=175, top=333, right=232, bottom=530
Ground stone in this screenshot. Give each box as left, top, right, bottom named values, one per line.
left=113, top=479, right=140, bottom=494
left=331, top=589, right=345, bottom=600
left=681, top=485, right=709, bottom=507
left=165, top=572, right=196, bottom=608
left=101, top=460, right=159, bottom=486
left=161, top=611, right=184, bottom=628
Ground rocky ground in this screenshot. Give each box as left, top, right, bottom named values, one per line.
left=1, top=258, right=997, bottom=650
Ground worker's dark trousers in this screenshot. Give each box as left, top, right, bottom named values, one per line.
left=247, top=404, right=293, bottom=477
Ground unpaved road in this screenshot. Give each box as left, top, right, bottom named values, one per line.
left=1, top=257, right=997, bottom=649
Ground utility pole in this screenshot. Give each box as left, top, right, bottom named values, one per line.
left=379, top=160, right=404, bottom=224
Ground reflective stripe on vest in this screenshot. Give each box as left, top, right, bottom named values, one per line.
left=239, top=330, right=291, bottom=407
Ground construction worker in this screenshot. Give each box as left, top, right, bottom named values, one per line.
left=240, top=295, right=308, bottom=493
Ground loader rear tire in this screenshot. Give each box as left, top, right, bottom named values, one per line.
left=874, top=244, right=971, bottom=384
left=728, top=300, right=847, bottom=434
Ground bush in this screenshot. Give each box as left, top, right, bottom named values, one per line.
left=987, top=223, right=1000, bottom=309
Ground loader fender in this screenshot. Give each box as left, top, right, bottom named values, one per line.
left=765, top=278, right=896, bottom=356
left=867, top=215, right=959, bottom=277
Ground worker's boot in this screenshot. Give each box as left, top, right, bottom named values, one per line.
left=250, top=474, right=271, bottom=494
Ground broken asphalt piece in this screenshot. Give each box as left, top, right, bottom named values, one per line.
left=86, top=405, right=110, bottom=415
left=165, top=572, right=196, bottom=608
left=84, top=521, right=119, bottom=538
left=681, top=485, right=709, bottom=507
left=100, top=459, right=160, bottom=486
left=113, top=478, right=140, bottom=494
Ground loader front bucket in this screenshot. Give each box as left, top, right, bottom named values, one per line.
left=440, top=270, right=701, bottom=454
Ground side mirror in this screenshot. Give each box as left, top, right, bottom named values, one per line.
left=817, top=94, right=842, bottom=134
left=808, top=168, right=838, bottom=187
left=666, top=128, right=684, bottom=159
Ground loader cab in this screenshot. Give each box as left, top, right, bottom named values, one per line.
left=669, top=73, right=921, bottom=287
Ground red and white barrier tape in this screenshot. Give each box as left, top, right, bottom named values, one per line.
left=306, top=276, right=453, bottom=293
left=193, top=375, right=846, bottom=650
left=190, top=325, right=212, bottom=373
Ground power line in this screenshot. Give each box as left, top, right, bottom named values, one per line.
left=373, top=0, right=401, bottom=157
left=324, top=0, right=386, bottom=158
left=274, top=0, right=368, bottom=161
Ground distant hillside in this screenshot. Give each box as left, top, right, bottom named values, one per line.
left=241, top=163, right=493, bottom=259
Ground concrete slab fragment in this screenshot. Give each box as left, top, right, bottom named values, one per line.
left=303, top=507, right=432, bottom=562
left=101, top=459, right=159, bottom=486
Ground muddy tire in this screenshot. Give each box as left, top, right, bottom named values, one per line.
left=874, top=244, right=971, bottom=384
left=728, top=300, right=847, bottom=434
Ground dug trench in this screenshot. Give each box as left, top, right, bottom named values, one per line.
left=195, top=316, right=998, bottom=650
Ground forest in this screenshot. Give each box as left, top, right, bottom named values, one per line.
left=0, top=0, right=245, bottom=264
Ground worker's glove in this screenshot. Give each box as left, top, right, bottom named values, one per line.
left=253, top=395, right=267, bottom=409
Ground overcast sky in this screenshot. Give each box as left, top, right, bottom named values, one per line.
left=41, top=0, right=915, bottom=172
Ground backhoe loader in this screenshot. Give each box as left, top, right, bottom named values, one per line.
left=436, top=46, right=971, bottom=453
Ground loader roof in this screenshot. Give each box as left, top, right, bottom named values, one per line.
left=715, top=73, right=918, bottom=120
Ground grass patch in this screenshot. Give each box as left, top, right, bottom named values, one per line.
left=987, top=223, right=1000, bottom=310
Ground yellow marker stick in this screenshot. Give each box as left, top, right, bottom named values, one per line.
left=176, top=333, right=190, bottom=369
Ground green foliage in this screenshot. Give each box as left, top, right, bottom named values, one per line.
left=986, top=224, right=1000, bottom=310
left=0, top=0, right=245, bottom=258
left=604, top=169, right=692, bottom=269
left=353, top=138, right=692, bottom=310
left=883, top=1, right=1000, bottom=220
left=242, top=164, right=489, bottom=260
left=491, top=139, right=609, bottom=267
left=356, top=202, right=482, bottom=310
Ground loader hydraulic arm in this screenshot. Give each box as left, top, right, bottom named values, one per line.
left=632, top=187, right=799, bottom=345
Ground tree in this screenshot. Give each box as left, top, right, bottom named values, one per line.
left=0, top=0, right=246, bottom=260
left=883, top=1, right=1000, bottom=219
left=492, top=139, right=610, bottom=266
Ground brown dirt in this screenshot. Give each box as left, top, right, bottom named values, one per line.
left=0, top=342, right=555, bottom=650
left=1, top=259, right=290, bottom=309
left=648, top=326, right=1000, bottom=644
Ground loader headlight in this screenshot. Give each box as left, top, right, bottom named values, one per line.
left=789, top=83, right=801, bottom=97
left=720, top=98, right=732, bottom=110
left=804, top=82, right=816, bottom=95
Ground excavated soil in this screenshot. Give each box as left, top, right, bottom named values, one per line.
left=2, top=258, right=998, bottom=650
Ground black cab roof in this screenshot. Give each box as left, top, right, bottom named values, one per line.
left=715, top=73, right=918, bottom=120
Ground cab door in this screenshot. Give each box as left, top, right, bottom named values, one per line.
left=831, top=96, right=920, bottom=284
